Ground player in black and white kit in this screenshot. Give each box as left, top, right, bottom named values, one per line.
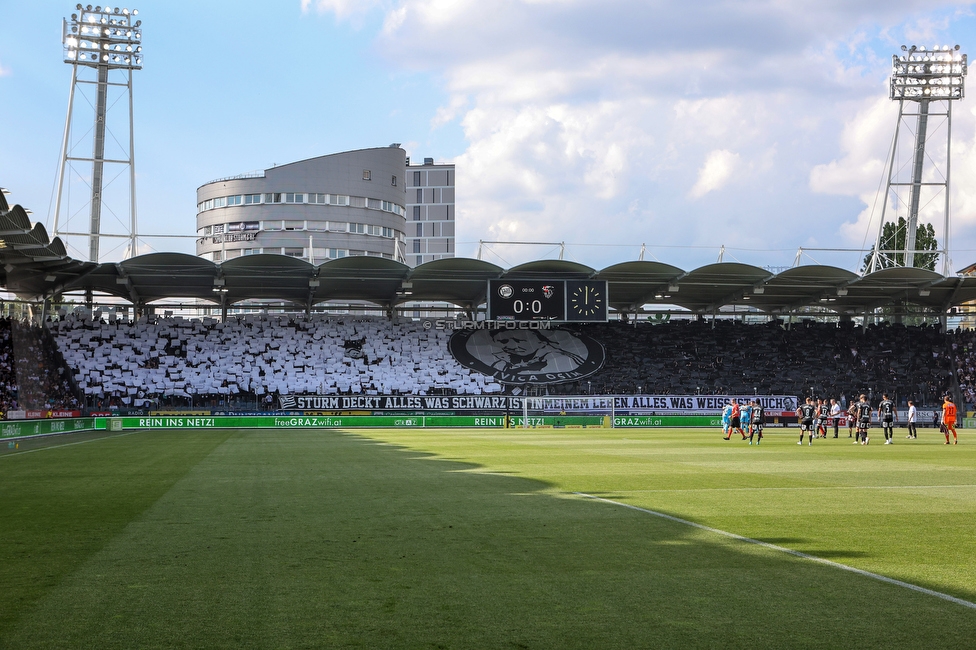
left=855, top=394, right=872, bottom=445
left=878, top=393, right=897, bottom=444
left=816, top=399, right=830, bottom=438
left=749, top=399, right=765, bottom=445
left=797, top=397, right=816, bottom=446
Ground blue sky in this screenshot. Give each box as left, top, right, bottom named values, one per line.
left=3, top=1, right=976, bottom=272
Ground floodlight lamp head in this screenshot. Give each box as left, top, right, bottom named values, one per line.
left=891, top=44, right=967, bottom=101
left=63, top=5, right=143, bottom=70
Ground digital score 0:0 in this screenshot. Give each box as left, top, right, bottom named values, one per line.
left=487, top=279, right=608, bottom=322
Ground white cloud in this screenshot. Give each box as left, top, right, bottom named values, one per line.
left=431, top=94, right=469, bottom=129
left=812, top=93, right=976, bottom=272
left=310, top=0, right=975, bottom=267
left=690, top=150, right=741, bottom=199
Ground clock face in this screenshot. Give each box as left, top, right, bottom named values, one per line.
left=567, top=281, right=607, bottom=321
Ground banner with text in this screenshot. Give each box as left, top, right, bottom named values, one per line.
left=276, top=394, right=798, bottom=415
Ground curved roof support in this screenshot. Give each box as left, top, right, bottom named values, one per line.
left=114, top=262, right=140, bottom=305
left=941, top=276, right=966, bottom=313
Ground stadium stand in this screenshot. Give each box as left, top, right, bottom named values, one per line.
left=51, top=311, right=504, bottom=407
left=951, top=328, right=976, bottom=409
left=567, top=319, right=952, bottom=406
left=0, top=319, right=16, bottom=413
left=0, top=316, right=81, bottom=412
left=30, top=310, right=955, bottom=410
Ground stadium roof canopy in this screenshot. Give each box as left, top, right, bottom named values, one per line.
left=3, top=195, right=976, bottom=315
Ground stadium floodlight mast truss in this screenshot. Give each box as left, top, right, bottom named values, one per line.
left=869, top=45, right=967, bottom=276
left=53, top=5, right=143, bottom=263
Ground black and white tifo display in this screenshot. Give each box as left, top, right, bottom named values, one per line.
left=448, top=327, right=605, bottom=384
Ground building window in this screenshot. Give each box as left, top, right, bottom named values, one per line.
left=415, top=223, right=423, bottom=237
left=284, top=247, right=304, bottom=258
left=284, top=220, right=304, bottom=231
left=413, top=206, right=421, bottom=221
left=244, top=194, right=262, bottom=205
left=413, top=240, right=421, bottom=253
left=416, top=255, right=423, bottom=265
left=327, top=248, right=347, bottom=259
left=226, top=195, right=242, bottom=206
left=329, top=194, right=349, bottom=206
left=348, top=223, right=366, bottom=234
left=416, top=188, right=423, bottom=203
left=203, top=226, right=212, bottom=236
left=308, top=193, right=326, bottom=204
left=212, top=251, right=222, bottom=262
left=391, top=175, right=397, bottom=187
left=213, top=224, right=225, bottom=234
left=413, top=171, right=421, bottom=186
left=263, top=220, right=282, bottom=231
left=285, top=193, right=304, bottom=203
left=363, top=170, right=371, bottom=181
left=242, top=248, right=259, bottom=256
left=266, top=193, right=282, bottom=203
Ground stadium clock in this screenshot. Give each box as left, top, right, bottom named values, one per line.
left=566, top=280, right=607, bottom=321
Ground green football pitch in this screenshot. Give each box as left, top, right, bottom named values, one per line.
left=1, top=426, right=974, bottom=649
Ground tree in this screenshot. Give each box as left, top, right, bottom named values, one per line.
left=862, top=217, right=939, bottom=272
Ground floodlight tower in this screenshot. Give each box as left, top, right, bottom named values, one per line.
left=54, top=5, right=143, bottom=263
left=870, top=45, right=967, bottom=275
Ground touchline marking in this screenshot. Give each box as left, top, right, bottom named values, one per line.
left=574, top=492, right=976, bottom=610
left=0, top=430, right=144, bottom=459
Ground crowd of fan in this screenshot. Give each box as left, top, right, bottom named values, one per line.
left=0, top=317, right=80, bottom=413
left=951, top=329, right=976, bottom=408
left=0, top=310, right=971, bottom=413
left=565, top=319, right=952, bottom=407
left=0, top=319, right=16, bottom=413
left=51, top=311, right=503, bottom=408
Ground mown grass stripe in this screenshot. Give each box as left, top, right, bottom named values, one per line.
left=575, top=492, right=976, bottom=610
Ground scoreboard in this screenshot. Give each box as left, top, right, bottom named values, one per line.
left=487, top=279, right=608, bottom=322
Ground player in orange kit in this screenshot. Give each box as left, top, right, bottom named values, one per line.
left=942, top=395, right=958, bottom=445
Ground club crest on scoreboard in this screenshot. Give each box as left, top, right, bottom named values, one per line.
left=449, top=328, right=605, bottom=384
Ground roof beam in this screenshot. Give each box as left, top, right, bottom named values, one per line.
left=114, top=263, right=140, bottom=305
left=703, top=273, right=774, bottom=313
